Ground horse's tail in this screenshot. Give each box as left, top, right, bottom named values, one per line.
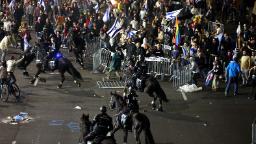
left=144, top=128, right=155, bottom=144
left=69, top=65, right=83, bottom=81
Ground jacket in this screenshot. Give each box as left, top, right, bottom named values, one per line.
left=0, top=35, right=14, bottom=51
left=226, top=61, right=241, bottom=78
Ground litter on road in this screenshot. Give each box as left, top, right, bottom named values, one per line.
left=74, top=106, right=82, bottom=110
left=178, top=84, right=202, bottom=93
left=1, top=112, right=33, bottom=125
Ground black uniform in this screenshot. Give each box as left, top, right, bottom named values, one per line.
left=84, top=112, right=113, bottom=144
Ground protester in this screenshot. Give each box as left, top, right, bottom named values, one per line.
left=240, top=50, right=251, bottom=86
left=225, top=56, right=241, bottom=97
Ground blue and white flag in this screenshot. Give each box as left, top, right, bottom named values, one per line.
left=38, top=0, right=46, bottom=10
left=107, top=18, right=122, bottom=38
left=182, top=46, right=188, bottom=57
left=103, top=7, right=110, bottom=23
left=166, top=9, right=182, bottom=21
left=93, top=3, right=99, bottom=13
left=8, top=0, right=15, bottom=9
left=205, top=71, right=214, bottom=86
left=127, top=30, right=137, bottom=38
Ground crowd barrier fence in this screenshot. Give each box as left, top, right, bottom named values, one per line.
left=93, top=49, right=192, bottom=87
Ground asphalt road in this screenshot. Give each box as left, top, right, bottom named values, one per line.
left=0, top=46, right=256, bottom=144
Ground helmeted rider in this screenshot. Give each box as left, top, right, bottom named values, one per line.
left=115, top=87, right=139, bottom=130
left=133, top=55, right=147, bottom=91
left=43, top=36, right=61, bottom=71
left=84, top=106, right=113, bottom=144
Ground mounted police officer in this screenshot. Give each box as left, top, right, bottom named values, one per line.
left=84, top=106, right=113, bottom=144
left=133, top=55, right=147, bottom=91
left=115, top=87, right=139, bottom=130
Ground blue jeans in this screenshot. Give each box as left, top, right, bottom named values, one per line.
left=225, top=76, right=238, bottom=96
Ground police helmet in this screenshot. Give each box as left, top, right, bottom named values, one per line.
left=100, top=106, right=107, bottom=113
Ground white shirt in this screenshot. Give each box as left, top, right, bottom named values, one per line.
left=7, top=58, right=23, bottom=72
left=130, top=20, right=139, bottom=30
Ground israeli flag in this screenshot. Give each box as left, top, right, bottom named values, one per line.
left=182, top=46, right=188, bottom=58
left=127, top=30, right=137, bottom=38
left=93, top=3, right=99, bottom=13
left=107, top=18, right=122, bottom=38
left=166, top=9, right=182, bottom=21
left=8, top=0, right=15, bottom=9
left=38, top=0, right=46, bottom=10
left=103, top=7, right=110, bottom=23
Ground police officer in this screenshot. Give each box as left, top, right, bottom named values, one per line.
left=133, top=55, right=147, bottom=91
left=84, top=106, right=113, bottom=144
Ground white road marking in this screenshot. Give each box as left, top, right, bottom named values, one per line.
left=180, top=90, right=188, bottom=101
left=12, top=141, right=16, bottom=144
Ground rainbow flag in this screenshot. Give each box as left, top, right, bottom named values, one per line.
left=175, top=17, right=180, bottom=46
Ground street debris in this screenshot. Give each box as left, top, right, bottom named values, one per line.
left=178, top=84, right=202, bottom=93
left=74, top=106, right=82, bottom=110
left=1, top=112, right=33, bottom=125
left=203, top=122, right=208, bottom=127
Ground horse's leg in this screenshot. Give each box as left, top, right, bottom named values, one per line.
left=66, top=67, right=81, bottom=87
left=123, top=129, right=128, bottom=144
left=134, top=126, right=142, bottom=144
left=157, top=98, right=163, bottom=112
left=151, top=96, right=157, bottom=110
left=79, top=52, right=85, bottom=68
left=57, top=72, right=65, bottom=88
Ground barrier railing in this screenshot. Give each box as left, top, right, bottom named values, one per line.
left=145, top=57, right=171, bottom=77
left=170, top=64, right=192, bottom=88
left=83, top=37, right=102, bottom=69
left=93, top=48, right=112, bottom=72
left=93, top=48, right=192, bottom=88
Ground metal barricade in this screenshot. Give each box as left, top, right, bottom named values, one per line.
left=170, top=64, right=192, bottom=88
left=100, top=49, right=112, bottom=67
left=93, top=48, right=112, bottom=73
left=145, top=57, right=171, bottom=77
left=83, top=37, right=102, bottom=69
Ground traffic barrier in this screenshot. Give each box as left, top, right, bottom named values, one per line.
left=145, top=57, right=171, bottom=77
left=93, top=49, right=192, bottom=88
left=83, top=37, right=102, bottom=69
left=170, top=64, right=192, bottom=88
left=97, top=81, right=125, bottom=89
left=93, top=48, right=112, bottom=73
